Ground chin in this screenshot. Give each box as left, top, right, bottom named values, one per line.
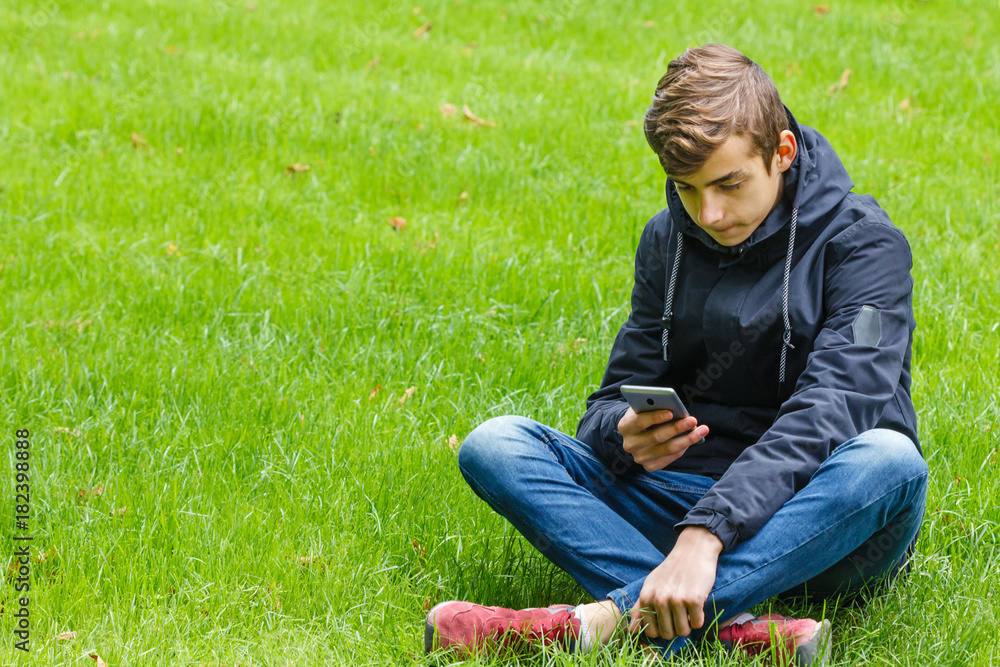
left=720, top=228, right=755, bottom=246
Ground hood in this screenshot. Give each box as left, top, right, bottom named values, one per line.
left=655, top=106, right=856, bottom=393
left=664, top=106, right=855, bottom=259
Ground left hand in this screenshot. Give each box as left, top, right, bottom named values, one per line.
left=629, top=526, right=723, bottom=640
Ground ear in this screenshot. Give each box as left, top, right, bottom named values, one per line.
left=776, top=129, right=797, bottom=174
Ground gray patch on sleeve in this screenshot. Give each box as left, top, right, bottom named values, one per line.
left=852, top=305, right=882, bottom=346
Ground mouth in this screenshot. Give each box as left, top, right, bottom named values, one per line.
left=710, top=224, right=735, bottom=234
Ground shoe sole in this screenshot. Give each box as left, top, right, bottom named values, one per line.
left=425, top=600, right=461, bottom=654
left=794, top=618, right=832, bottom=666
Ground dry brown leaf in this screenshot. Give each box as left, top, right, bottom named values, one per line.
left=55, top=426, right=81, bottom=437
left=447, top=434, right=460, bottom=451
left=56, top=631, right=77, bottom=641
left=813, top=5, right=831, bottom=15
left=397, top=386, right=417, bottom=406
left=176, top=147, right=183, bottom=154
left=897, top=98, right=924, bottom=116
left=412, top=538, right=427, bottom=560
left=828, top=69, right=852, bottom=95
left=89, top=654, right=107, bottom=667
left=368, top=385, right=382, bottom=400
left=167, top=242, right=178, bottom=256
left=286, top=163, right=310, bottom=174
left=423, top=597, right=432, bottom=611
left=440, top=103, right=457, bottom=117
left=130, top=132, right=148, bottom=149
left=462, top=105, right=497, bottom=128
left=644, top=20, right=656, bottom=27
left=110, top=506, right=128, bottom=517
left=388, top=216, right=407, bottom=231
left=984, top=153, right=992, bottom=165
left=414, top=21, right=432, bottom=37
left=293, top=555, right=327, bottom=571
left=457, top=189, right=468, bottom=202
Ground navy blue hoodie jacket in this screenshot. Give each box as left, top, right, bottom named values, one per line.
left=576, top=106, right=921, bottom=552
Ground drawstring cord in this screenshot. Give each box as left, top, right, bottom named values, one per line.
left=661, top=232, right=684, bottom=362
left=778, top=207, right=798, bottom=389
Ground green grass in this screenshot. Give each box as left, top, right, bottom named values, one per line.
left=1, top=0, right=999, bottom=664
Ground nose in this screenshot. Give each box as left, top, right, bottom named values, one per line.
left=699, top=194, right=724, bottom=226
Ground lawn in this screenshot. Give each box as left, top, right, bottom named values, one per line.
left=1, top=0, right=998, bottom=665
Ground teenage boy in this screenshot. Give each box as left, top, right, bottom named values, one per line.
left=424, top=44, right=927, bottom=665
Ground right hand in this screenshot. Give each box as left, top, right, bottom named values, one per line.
left=617, top=408, right=709, bottom=472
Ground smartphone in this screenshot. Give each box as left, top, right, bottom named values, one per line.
left=620, top=385, right=690, bottom=417
left=620, top=385, right=704, bottom=443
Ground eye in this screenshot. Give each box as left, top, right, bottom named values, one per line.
left=720, top=183, right=742, bottom=191
left=674, top=183, right=692, bottom=192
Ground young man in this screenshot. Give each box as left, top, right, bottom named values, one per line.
left=424, top=44, right=928, bottom=665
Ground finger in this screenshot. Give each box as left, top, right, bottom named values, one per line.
left=640, top=447, right=687, bottom=472
left=630, top=605, right=648, bottom=635
left=641, top=409, right=673, bottom=430
left=688, top=602, right=706, bottom=631
left=656, top=602, right=675, bottom=640
left=672, top=602, right=691, bottom=638
left=643, top=608, right=660, bottom=639
left=654, top=416, right=697, bottom=442
left=633, top=436, right=692, bottom=470
left=689, top=425, right=709, bottom=442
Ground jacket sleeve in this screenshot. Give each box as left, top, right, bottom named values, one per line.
left=576, top=213, right=672, bottom=474
left=674, top=218, right=915, bottom=551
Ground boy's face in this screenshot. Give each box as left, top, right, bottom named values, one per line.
left=670, top=131, right=796, bottom=247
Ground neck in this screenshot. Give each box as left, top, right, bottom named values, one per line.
left=772, top=172, right=785, bottom=210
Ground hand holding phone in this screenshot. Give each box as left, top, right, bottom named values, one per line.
left=617, top=385, right=709, bottom=472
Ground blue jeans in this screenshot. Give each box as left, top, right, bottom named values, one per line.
left=457, top=416, right=928, bottom=659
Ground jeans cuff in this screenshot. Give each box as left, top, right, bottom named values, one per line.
left=606, top=587, right=635, bottom=616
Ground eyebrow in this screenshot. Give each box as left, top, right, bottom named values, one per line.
left=673, top=169, right=751, bottom=188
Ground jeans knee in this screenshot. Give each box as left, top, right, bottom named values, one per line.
left=457, top=415, right=537, bottom=480
left=850, top=428, right=928, bottom=486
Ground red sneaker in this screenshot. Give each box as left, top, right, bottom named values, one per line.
left=424, top=600, right=581, bottom=658
left=717, top=613, right=832, bottom=666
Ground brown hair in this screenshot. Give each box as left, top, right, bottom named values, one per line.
left=644, top=44, right=788, bottom=177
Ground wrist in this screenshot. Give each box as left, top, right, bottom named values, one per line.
left=678, top=526, right=724, bottom=555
